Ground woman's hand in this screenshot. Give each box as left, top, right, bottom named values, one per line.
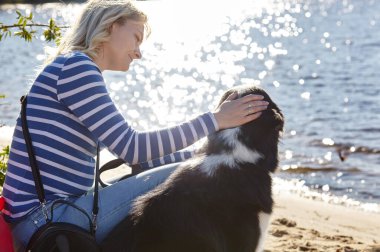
left=213, top=92, right=269, bottom=130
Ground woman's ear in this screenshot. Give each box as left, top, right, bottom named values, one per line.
left=110, top=22, right=117, bottom=34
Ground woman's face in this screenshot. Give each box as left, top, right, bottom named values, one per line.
left=103, top=19, right=144, bottom=71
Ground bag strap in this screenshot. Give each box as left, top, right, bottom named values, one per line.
left=50, top=199, right=95, bottom=232
left=20, top=96, right=46, bottom=205
left=20, top=95, right=100, bottom=234
left=98, top=158, right=125, bottom=187
left=91, top=143, right=100, bottom=233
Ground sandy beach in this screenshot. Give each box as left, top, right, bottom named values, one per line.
left=1, top=127, right=379, bottom=251
left=267, top=192, right=380, bottom=252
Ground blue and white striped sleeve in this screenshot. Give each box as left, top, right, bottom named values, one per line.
left=57, top=54, right=219, bottom=166
left=139, top=149, right=195, bottom=169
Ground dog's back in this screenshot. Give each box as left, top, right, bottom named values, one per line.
left=101, top=86, right=284, bottom=252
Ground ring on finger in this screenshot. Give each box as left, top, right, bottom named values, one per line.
left=247, top=104, right=254, bottom=114
left=248, top=107, right=254, bottom=114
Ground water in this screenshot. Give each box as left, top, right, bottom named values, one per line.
left=0, top=0, right=379, bottom=211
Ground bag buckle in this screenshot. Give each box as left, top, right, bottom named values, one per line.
left=41, top=201, right=49, bottom=222
left=91, top=213, right=97, bottom=233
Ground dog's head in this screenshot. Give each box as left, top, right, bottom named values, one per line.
left=201, top=85, right=284, bottom=173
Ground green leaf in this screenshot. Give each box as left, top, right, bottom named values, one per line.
left=1, top=12, right=66, bottom=44
left=43, top=29, right=52, bottom=41
left=14, top=29, right=32, bottom=42
left=17, top=16, right=24, bottom=25
left=25, top=32, right=32, bottom=42
left=55, top=36, right=62, bottom=45
left=16, top=10, right=22, bottom=18
left=0, top=146, right=9, bottom=156
left=49, top=18, right=56, bottom=30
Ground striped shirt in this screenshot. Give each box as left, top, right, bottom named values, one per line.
left=2, top=51, right=218, bottom=221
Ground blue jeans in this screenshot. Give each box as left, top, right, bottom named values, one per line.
left=10, top=163, right=178, bottom=252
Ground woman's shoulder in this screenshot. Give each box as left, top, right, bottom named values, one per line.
left=55, top=51, right=101, bottom=72
left=60, top=51, right=92, bottom=63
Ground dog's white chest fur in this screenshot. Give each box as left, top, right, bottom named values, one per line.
left=190, top=128, right=262, bottom=176
left=192, top=128, right=270, bottom=251
left=256, top=212, right=271, bottom=252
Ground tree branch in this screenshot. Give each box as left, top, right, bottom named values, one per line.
left=0, top=24, right=69, bottom=29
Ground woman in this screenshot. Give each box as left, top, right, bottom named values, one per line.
left=1, top=0, right=268, bottom=250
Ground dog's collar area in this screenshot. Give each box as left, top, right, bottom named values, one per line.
left=195, top=149, right=262, bottom=177
left=217, top=127, right=263, bottom=163
left=195, top=127, right=263, bottom=177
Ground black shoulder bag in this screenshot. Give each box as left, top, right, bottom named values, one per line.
left=20, top=96, right=101, bottom=252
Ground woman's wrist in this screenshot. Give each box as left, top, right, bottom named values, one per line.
left=209, top=112, right=220, bottom=131
left=212, top=111, right=224, bottom=131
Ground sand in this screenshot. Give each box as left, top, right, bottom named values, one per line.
left=267, top=192, right=380, bottom=252
left=1, top=127, right=379, bottom=251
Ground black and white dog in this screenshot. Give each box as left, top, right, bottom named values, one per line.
left=101, top=85, right=284, bottom=252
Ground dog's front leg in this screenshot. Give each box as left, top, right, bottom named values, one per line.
left=255, top=212, right=271, bottom=252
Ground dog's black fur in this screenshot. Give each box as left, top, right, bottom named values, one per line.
left=101, top=86, right=284, bottom=252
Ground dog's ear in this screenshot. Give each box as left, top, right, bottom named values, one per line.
left=272, top=109, right=284, bottom=132
left=259, top=108, right=284, bottom=133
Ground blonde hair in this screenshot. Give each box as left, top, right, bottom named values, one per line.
left=45, top=0, right=150, bottom=65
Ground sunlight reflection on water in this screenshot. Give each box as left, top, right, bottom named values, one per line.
left=0, top=0, right=379, bottom=208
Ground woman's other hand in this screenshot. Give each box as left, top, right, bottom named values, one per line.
left=213, top=92, right=269, bottom=130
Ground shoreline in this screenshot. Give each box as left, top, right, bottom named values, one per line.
left=1, top=127, right=380, bottom=250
